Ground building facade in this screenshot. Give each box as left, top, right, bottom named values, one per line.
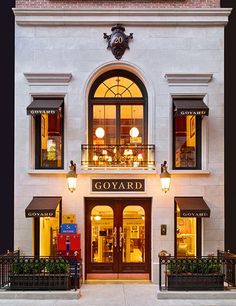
left=14, top=0, right=231, bottom=283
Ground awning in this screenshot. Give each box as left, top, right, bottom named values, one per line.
left=25, top=196, right=62, bottom=218
left=173, top=99, right=209, bottom=116
left=26, top=99, right=63, bottom=115
left=175, top=197, right=210, bottom=218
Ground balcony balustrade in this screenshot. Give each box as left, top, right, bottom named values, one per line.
left=81, top=144, right=155, bottom=170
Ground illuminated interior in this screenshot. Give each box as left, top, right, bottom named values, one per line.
left=122, top=206, right=145, bottom=263
left=40, top=113, right=62, bottom=168
left=174, top=115, right=197, bottom=168
left=90, top=205, right=145, bottom=263
left=39, top=205, right=60, bottom=257
left=94, top=76, right=143, bottom=98
left=91, top=205, right=114, bottom=263
left=176, top=205, right=196, bottom=257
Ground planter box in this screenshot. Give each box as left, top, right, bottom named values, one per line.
left=9, top=274, right=70, bottom=290
left=167, top=274, right=224, bottom=291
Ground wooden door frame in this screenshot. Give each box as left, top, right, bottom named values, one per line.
left=84, top=197, right=152, bottom=279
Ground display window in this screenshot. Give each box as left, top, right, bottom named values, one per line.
left=34, top=99, right=64, bottom=169
left=175, top=203, right=202, bottom=257
left=173, top=114, right=201, bottom=169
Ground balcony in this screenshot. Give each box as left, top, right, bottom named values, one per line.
left=81, top=144, right=155, bottom=170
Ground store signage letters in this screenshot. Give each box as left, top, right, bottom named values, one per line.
left=179, top=110, right=207, bottom=116
left=181, top=211, right=210, bottom=217
left=26, top=211, right=55, bottom=217
left=29, top=109, right=57, bottom=115
left=92, top=179, right=145, bottom=192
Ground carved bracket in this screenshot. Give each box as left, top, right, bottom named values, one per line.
left=104, top=24, right=133, bottom=60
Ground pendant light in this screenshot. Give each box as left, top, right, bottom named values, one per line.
left=160, top=161, right=171, bottom=193
left=95, top=108, right=105, bottom=138
left=129, top=107, right=139, bottom=138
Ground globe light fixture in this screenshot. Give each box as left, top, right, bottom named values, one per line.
left=66, top=160, right=77, bottom=192
left=129, top=127, right=139, bottom=138
left=95, top=127, right=105, bottom=138
left=160, top=161, right=171, bottom=193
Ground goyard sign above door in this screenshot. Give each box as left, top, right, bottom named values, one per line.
left=104, top=25, right=133, bottom=60
left=92, top=179, right=145, bottom=192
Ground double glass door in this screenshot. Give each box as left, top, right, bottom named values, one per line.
left=85, top=198, right=151, bottom=278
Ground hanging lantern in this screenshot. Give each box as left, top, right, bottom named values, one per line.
left=66, top=160, right=77, bottom=192
left=160, top=161, right=171, bottom=193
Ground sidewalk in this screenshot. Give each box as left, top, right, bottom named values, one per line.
left=1, top=284, right=236, bottom=305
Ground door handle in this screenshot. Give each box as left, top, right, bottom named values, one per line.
left=119, top=226, right=123, bottom=249
left=113, top=226, right=117, bottom=248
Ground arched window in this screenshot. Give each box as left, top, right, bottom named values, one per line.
left=89, top=70, right=148, bottom=146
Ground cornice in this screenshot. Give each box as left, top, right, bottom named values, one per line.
left=24, top=73, right=72, bottom=85
left=13, top=8, right=231, bottom=27
left=165, top=73, right=213, bottom=85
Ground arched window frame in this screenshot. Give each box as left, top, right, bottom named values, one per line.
left=88, top=70, right=148, bottom=145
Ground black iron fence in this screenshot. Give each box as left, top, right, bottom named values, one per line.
left=217, top=250, right=236, bottom=287
left=81, top=144, right=155, bottom=169
left=0, top=252, right=82, bottom=291
left=159, top=251, right=236, bottom=291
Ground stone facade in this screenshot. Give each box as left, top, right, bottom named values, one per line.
left=16, top=0, right=220, bottom=9
left=14, top=4, right=230, bottom=283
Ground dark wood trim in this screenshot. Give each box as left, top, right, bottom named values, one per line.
left=35, top=99, right=64, bottom=170
left=173, top=104, right=202, bottom=170
left=34, top=218, right=39, bottom=256
left=88, top=70, right=148, bottom=146
left=85, top=197, right=151, bottom=279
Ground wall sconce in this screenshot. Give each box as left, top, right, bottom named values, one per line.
left=160, top=161, right=171, bottom=193
left=66, top=160, right=77, bottom=192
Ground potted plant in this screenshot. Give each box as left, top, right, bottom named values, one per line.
left=10, top=258, right=70, bottom=290
left=167, top=258, right=224, bottom=291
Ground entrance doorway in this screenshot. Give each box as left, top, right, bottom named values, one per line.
left=85, top=197, right=151, bottom=280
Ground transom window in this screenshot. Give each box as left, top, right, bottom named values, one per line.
left=89, top=70, right=148, bottom=146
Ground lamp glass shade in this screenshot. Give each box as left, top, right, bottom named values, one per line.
left=95, top=127, right=105, bottom=138
left=67, top=176, right=77, bottom=192
left=160, top=177, right=171, bottom=193
left=129, top=127, right=139, bottom=138
left=94, top=215, right=101, bottom=221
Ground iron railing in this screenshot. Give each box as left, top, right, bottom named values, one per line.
left=159, top=253, right=236, bottom=291
left=0, top=252, right=82, bottom=291
left=0, top=250, right=20, bottom=288
left=217, top=250, right=236, bottom=287
left=81, top=144, right=155, bottom=169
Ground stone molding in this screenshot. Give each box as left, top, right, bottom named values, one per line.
left=13, top=8, right=231, bottom=26
left=165, top=73, right=213, bottom=85
left=24, top=73, right=72, bottom=85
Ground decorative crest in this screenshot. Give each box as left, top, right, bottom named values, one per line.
left=104, top=25, right=133, bottom=60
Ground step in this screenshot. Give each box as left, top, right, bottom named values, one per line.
left=157, top=290, right=236, bottom=300
left=0, top=290, right=81, bottom=299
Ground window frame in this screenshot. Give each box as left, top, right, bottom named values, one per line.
left=88, top=70, right=148, bottom=145
left=172, top=100, right=202, bottom=170
left=34, top=98, right=64, bottom=170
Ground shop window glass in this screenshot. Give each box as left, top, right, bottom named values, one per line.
left=176, top=216, right=196, bottom=257
left=39, top=205, right=60, bottom=257
left=174, top=114, right=201, bottom=169
left=35, top=104, right=64, bottom=169
left=91, top=205, right=114, bottom=263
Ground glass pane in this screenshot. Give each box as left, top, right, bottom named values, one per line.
left=175, top=115, right=197, bottom=168
left=91, top=206, right=114, bottom=263
left=93, top=105, right=116, bottom=145
left=122, top=206, right=145, bottom=263
left=176, top=216, right=196, bottom=257
left=94, top=76, right=143, bottom=98
left=39, top=205, right=60, bottom=257
left=120, top=105, right=143, bottom=145
left=40, top=113, right=62, bottom=168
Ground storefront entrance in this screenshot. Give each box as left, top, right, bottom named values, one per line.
left=85, top=197, right=151, bottom=280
